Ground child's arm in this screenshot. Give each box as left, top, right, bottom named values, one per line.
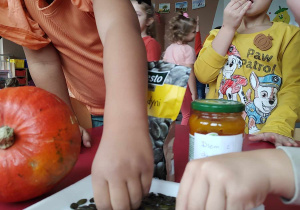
left=194, top=16, right=202, bottom=56
left=194, top=0, right=252, bottom=83
left=23, top=45, right=91, bottom=147
left=176, top=149, right=296, bottom=209
left=212, top=0, right=251, bottom=56
left=91, top=0, right=153, bottom=209
left=186, top=65, right=198, bottom=101
left=23, top=44, right=72, bottom=109
left=249, top=30, right=300, bottom=147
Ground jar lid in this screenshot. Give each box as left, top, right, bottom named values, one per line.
left=191, top=99, right=245, bottom=113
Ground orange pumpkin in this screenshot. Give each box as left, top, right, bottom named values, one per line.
left=0, top=86, right=81, bottom=202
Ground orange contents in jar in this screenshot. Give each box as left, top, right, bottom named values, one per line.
left=189, top=111, right=245, bottom=136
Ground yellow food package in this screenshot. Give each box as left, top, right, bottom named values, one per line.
left=147, top=61, right=191, bottom=181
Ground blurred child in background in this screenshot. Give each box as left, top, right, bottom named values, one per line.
left=131, top=0, right=161, bottom=62
left=163, top=12, right=198, bottom=125
left=194, top=0, right=300, bottom=146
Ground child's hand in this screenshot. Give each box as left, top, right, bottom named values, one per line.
left=79, top=125, right=92, bottom=147
left=223, top=0, right=252, bottom=31
left=176, top=149, right=295, bottom=210
left=91, top=128, right=154, bottom=210
left=196, top=16, right=200, bottom=33
left=196, top=16, right=200, bottom=24
left=249, top=132, right=298, bottom=147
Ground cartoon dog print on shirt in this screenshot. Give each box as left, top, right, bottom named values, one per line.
left=219, top=45, right=248, bottom=101
left=244, top=72, right=282, bottom=134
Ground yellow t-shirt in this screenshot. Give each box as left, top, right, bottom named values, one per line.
left=194, top=22, right=300, bottom=138
left=0, top=0, right=105, bottom=115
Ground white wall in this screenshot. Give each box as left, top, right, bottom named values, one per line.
left=212, top=0, right=224, bottom=29
left=267, top=0, right=298, bottom=26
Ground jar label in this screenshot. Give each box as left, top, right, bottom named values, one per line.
left=191, top=133, right=243, bottom=160
left=189, top=134, right=195, bottom=161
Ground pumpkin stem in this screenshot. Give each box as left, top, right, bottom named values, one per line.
left=0, top=126, right=14, bottom=149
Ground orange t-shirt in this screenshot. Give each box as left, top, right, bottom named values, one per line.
left=0, top=0, right=105, bottom=115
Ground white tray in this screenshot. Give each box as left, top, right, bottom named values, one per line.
left=25, top=175, right=264, bottom=210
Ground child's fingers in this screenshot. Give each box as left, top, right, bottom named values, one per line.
left=141, top=168, right=153, bottom=196
left=109, top=180, right=131, bottom=210
left=92, top=180, right=112, bottom=210
left=274, top=135, right=297, bottom=147
left=280, top=140, right=292, bottom=147
left=176, top=162, right=197, bottom=209
left=275, top=142, right=284, bottom=147
left=229, top=0, right=242, bottom=6
left=187, top=175, right=209, bottom=209
left=226, top=0, right=240, bottom=10
left=226, top=196, right=245, bottom=210
left=230, top=0, right=248, bottom=10
left=248, top=133, right=266, bottom=142
left=251, top=132, right=298, bottom=147
left=127, top=179, right=143, bottom=209
left=239, top=0, right=252, bottom=15
left=249, top=133, right=277, bottom=144
left=205, top=183, right=226, bottom=210
left=80, top=126, right=92, bottom=147
left=286, top=138, right=298, bottom=147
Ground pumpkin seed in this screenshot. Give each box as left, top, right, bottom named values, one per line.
left=164, top=118, right=172, bottom=127
left=149, top=134, right=156, bottom=149
left=155, top=140, right=164, bottom=148
left=159, top=123, right=169, bottom=139
left=174, top=75, right=189, bottom=87
left=148, top=62, right=156, bottom=69
left=153, top=164, right=157, bottom=177
left=168, top=66, right=187, bottom=81
left=89, top=204, right=97, bottom=208
left=153, top=118, right=164, bottom=124
left=70, top=203, right=79, bottom=209
left=153, top=148, right=163, bottom=164
left=89, top=198, right=94, bottom=203
left=156, top=61, right=176, bottom=70
left=156, top=161, right=166, bottom=180
left=150, top=121, right=161, bottom=140
left=77, top=199, right=87, bottom=205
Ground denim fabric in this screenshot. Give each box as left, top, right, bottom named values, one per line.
left=91, top=115, right=104, bottom=128
left=196, top=79, right=206, bottom=99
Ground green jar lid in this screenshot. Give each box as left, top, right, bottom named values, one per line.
left=191, top=99, right=245, bottom=113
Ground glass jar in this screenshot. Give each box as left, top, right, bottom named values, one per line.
left=189, top=99, right=245, bottom=161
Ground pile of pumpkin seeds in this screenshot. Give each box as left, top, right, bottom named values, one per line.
left=70, top=198, right=96, bottom=209
left=138, top=192, right=175, bottom=210
left=70, top=193, right=175, bottom=210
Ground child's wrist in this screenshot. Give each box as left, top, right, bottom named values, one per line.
left=266, top=149, right=295, bottom=199
left=219, top=25, right=236, bottom=35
